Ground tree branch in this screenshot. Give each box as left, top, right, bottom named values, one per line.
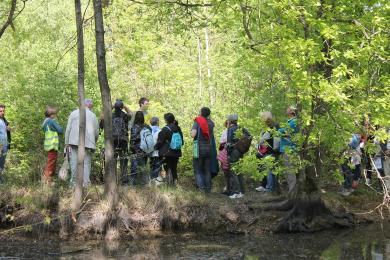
left=128, top=0, right=213, bottom=7
left=0, top=0, right=17, bottom=39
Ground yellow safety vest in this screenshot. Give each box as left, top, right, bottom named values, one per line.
left=44, top=123, right=59, bottom=151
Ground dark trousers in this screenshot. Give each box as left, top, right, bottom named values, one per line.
left=193, top=157, right=211, bottom=192
left=114, top=140, right=129, bottom=184
left=230, top=170, right=245, bottom=194
left=150, top=157, right=162, bottom=179
left=163, top=157, right=179, bottom=181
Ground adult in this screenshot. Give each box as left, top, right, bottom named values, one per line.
left=255, top=112, right=280, bottom=192
left=155, top=113, right=184, bottom=185
left=100, top=100, right=132, bottom=184
left=129, top=97, right=151, bottom=128
left=41, top=106, right=63, bottom=184
left=129, top=111, right=151, bottom=185
left=278, top=106, right=299, bottom=192
left=150, top=116, right=163, bottom=184
left=0, top=104, right=9, bottom=183
left=226, top=114, right=245, bottom=199
left=65, top=99, right=99, bottom=187
left=191, top=107, right=215, bottom=193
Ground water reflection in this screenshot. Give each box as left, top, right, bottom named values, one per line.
left=2, top=224, right=390, bottom=259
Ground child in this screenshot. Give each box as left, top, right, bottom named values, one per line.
left=41, top=106, right=63, bottom=184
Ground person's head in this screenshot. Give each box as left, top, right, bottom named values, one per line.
left=0, top=104, right=5, bottom=118
left=200, top=107, right=211, bottom=118
left=114, top=100, right=124, bottom=111
left=286, top=106, right=297, bottom=118
left=150, top=116, right=160, bottom=127
left=134, top=111, right=145, bottom=126
left=85, top=99, right=93, bottom=109
left=139, top=97, right=149, bottom=111
left=261, top=111, right=274, bottom=127
left=227, top=114, right=238, bottom=125
left=164, top=113, right=175, bottom=125
left=45, top=106, right=58, bottom=118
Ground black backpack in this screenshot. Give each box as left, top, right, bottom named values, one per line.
left=112, top=112, right=128, bottom=141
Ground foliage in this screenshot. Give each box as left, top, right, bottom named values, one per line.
left=0, top=0, right=389, bottom=186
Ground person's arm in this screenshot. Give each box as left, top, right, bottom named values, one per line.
left=191, top=122, right=198, bottom=138
left=51, top=119, right=63, bottom=134
left=179, top=127, right=184, bottom=146
left=124, top=104, right=132, bottom=114
left=64, top=113, right=73, bottom=146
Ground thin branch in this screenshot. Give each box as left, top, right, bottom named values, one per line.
left=128, top=0, right=213, bottom=7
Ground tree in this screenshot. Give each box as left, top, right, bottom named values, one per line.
left=71, top=0, right=86, bottom=220
left=93, top=0, right=117, bottom=211
left=232, top=0, right=390, bottom=231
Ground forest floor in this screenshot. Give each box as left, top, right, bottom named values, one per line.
left=0, top=174, right=386, bottom=240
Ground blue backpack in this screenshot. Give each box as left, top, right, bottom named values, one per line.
left=166, top=126, right=183, bottom=150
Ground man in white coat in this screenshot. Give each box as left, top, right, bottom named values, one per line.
left=65, top=99, right=99, bottom=187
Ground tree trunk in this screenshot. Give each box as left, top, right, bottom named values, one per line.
left=93, top=0, right=117, bottom=209
left=71, top=0, right=86, bottom=218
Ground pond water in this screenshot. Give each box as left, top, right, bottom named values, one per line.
left=1, top=224, right=390, bottom=259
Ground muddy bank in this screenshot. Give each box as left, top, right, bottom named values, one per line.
left=0, top=183, right=382, bottom=240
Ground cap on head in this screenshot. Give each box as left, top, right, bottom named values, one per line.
left=227, top=114, right=238, bottom=122
left=114, top=100, right=124, bottom=110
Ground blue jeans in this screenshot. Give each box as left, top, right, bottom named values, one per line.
left=265, top=171, right=276, bottom=191
left=193, top=157, right=211, bottom=192
left=150, top=157, right=162, bottom=179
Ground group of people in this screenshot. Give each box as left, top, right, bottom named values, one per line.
left=1, top=98, right=390, bottom=199
left=339, top=119, right=390, bottom=196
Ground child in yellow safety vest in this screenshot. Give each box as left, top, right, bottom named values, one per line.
left=41, top=106, right=63, bottom=184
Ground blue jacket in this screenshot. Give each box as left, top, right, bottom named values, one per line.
left=41, top=118, right=63, bottom=134
left=279, top=117, right=298, bottom=153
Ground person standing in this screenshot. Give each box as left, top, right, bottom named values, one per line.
left=150, top=116, right=163, bottom=184
left=155, top=113, right=183, bottom=185
left=0, top=104, right=9, bottom=183
left=279, top=106, right=299, bottom=192
left=255, top=112, right=280, bottom=193
left=129, top=111, right=151, bottom=185
left=65, top=99, right=99, bottom=187
left=41, top=106, right=63, bottom=184
left=100, top=100, right=132, bottom=185
left=226, top=114, right=246, bottom=199
left=191, top=107, right=215, bottom=193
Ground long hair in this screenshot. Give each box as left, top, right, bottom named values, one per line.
left=134, top=111, right=145, bottom=126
